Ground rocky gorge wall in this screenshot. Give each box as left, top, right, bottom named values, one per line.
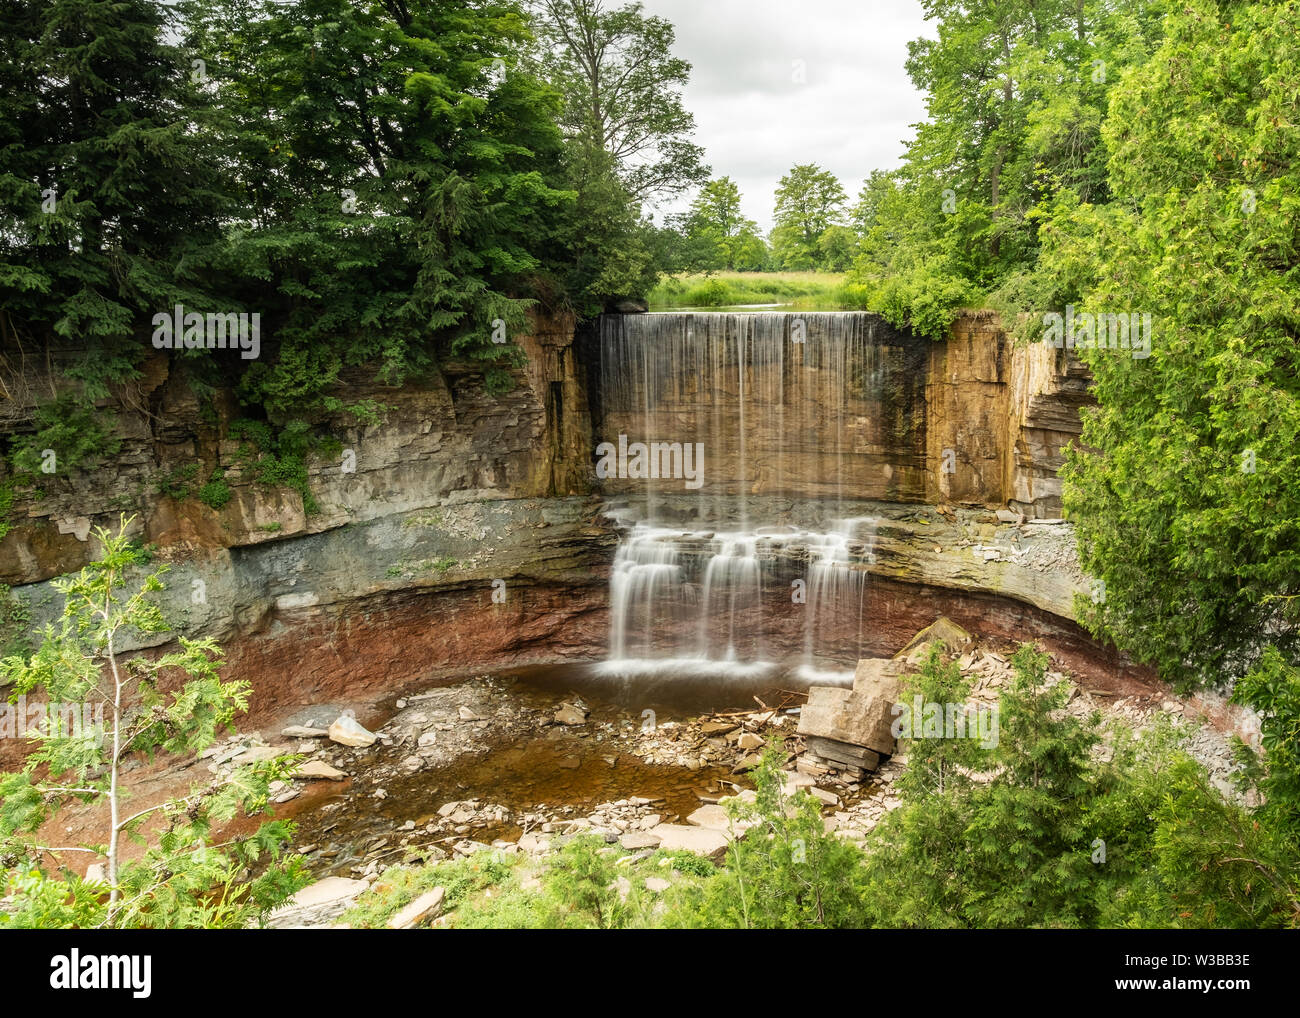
left=928, top=311, right=1093, bottom=517
left=0, top=312, right=613, bottom=764
left=586, top=311, right=1092, bottom=517
left=0, top=307, right=1176, bottom=764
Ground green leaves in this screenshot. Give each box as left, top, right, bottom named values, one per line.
left=0, top=517, right=307, bottom=928
left=1059, top=0, right=1300, bottom=690
left=770, top=164, right=848, bottom=270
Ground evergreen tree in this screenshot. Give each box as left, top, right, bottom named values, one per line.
left=0, top=0, right=225, bottom=392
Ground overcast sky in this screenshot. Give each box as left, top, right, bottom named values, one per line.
left=636, top=0, right=935, bottom=231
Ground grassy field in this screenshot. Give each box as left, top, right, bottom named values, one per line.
left=648, top=271, right=866, bottom=310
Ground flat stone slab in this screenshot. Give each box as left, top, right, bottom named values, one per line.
left=282, top=876, right=369, bottom=910
left=805, top=735, right=881, bottom=771
left=618, top=831, right=663, bottom=851
left=297, top=760, right=347, bottom=780
left=686, top=804, right=732, bottom=831
left=387, top=887, right=445, bottom=929
left=232, top=746, right=285, bottom=765
left=282, top=725, right=328, bottom=739
left=647, top=824, right=730, bottom=859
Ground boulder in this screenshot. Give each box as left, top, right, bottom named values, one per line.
left=797, top=660, right=903, bottom=757
left=297, top=760, right=347, bottom=781
left=554, top=705, right=587, bottom=726
left=646, top=824, right=729, bottom=860
left=893, top=616, right=973, bottom=664
left=798, top=618, right=974, bottom=766
left=328, top=714, right=377, bottom=748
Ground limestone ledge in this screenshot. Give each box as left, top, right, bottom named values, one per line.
left=864, top=509, right=1084, bottom=621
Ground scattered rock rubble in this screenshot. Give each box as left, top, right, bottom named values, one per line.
left=251, top=623, right=1254, bottom=929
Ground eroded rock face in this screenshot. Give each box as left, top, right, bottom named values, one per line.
left=0, top=310, right=595, bottom=587
left=0, top=313, right=615, bottom=768
left=588, top=311, right=1094, bottom=517
left=919, top=313, right=1091, bottom=516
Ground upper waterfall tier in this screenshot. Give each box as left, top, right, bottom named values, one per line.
left=594, top=312, right=929, bottom=511
left=589, top=310, right=1093, bottom=520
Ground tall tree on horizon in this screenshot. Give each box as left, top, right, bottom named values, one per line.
left=771, top=163, right=846, bottom=269
left=528, top=0, right=708, bottom=207
left=684, top=176, right=761, bottom=270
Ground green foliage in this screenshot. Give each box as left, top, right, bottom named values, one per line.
left=860, top=645, right=1102, bottom=927
left=342, top=852, right=517, bottom=929
left=0, top=583, right=32, bottom=659
left=230, top=419, right=320, bottom=515
left=1055, top=0, right=1300, bottom=691
left=1232, top=649, right=1300, bottom=837
left=0, top=481, right=13, bottom=543
left=849, top=1, right=1166, bottom=335
left=321, top=397, right=389, bottom=430
left=663, top=743, right=871, bottom=928
left=868, top=261, right=977, bottom=340
left=4, top=0, right=702, bottom=437
left=858, top=641, right=1300, bottom=928
left=649, top=271, right=849, bottom=310
left=0, top=517, right=307, bottom=928
left=7, top=394, right=122, bottom=478
left=538, top=833, right=628, bottom=928
left=154, top=462, right=200, bottom=501
left=0, top=0, right=226, bottom=392
left=675, top=177, right=767, bottom=272
left=529, top=0, right=708, bottom=207
left=197, top=469, right=232, bottom=511
left=894, top=643, right=981, bottom=797
left=771, top=164, right=848, bottom=270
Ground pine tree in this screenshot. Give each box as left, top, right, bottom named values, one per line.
left=0, top=0, right=225, bottom=392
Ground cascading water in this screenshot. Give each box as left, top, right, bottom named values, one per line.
left=596, top=312, right=919, bottom=686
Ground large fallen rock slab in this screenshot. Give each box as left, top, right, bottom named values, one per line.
left=798, top=617, right=974, bottom=765
left=647, top=824, right=729, bottom=860
left=798, top=659, right=904, bottom=757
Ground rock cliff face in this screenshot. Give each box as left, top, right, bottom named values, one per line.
left=1, top=311, right=595, bottom=586
left=586, top=311, right=1092, bottom=516
left=928, top=312, right=1092, bottom=517
left=0, top=312, right=612, bottom=753
left=0, top=308, right=1130, bottom=747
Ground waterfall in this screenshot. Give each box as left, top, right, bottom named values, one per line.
left=597, top=312, right=911, bottom=684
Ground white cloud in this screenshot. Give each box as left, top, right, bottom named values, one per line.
left=637, top=0, right=935, bottom=230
